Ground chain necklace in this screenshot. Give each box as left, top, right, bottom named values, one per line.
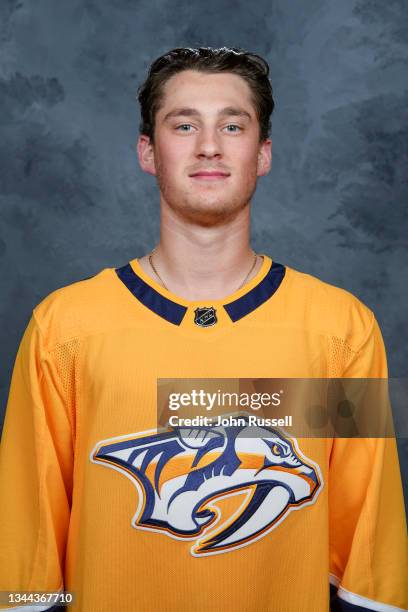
left=147, top=248, right=259, bottom=293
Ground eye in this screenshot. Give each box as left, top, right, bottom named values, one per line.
left=175, top=124, right=194, bottom=132
left=271, top=444, right=283, bottom=456
left=224, top=124, right=242, bottom=133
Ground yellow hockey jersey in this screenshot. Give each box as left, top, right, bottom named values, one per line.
left=0, top=254, right=407, bottom=611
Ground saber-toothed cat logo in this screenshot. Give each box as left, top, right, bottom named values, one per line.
left=90, top=416, right=323, bottom=556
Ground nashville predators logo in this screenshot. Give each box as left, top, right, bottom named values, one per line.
left=90, top=416, right=323, bottom=557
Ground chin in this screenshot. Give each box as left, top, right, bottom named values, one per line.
left=173, top=197, right=250, bottom=226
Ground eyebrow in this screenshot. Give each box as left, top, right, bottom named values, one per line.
left=163, top=106, right=252, bottom=122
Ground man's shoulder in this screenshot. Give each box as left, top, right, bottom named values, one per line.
left=32, top=264, right=118, bottom=350
left=284, top=264, right=376, bottom=352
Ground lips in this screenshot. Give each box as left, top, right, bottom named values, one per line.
left=191, top=171, right=229, bottom=176
left=189, top=170, right=230, bottom=179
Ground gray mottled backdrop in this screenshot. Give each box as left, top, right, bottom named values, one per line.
left=1, top=1, right=407, bottom=506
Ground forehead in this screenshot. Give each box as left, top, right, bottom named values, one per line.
left=157, top=70, right=256, bottom=116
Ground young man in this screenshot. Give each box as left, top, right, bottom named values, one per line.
left=0, top=47, right=407, bottom=612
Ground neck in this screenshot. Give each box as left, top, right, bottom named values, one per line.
left=139, top=203, right=263, bottom=301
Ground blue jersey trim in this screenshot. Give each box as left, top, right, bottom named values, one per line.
left=223, top=261, right=285, bottom=322
left=115, top=259, right=285, bottom=325
left=115, top=263, right=187, bottom=325
left=329, top=584, right=379, bottom=611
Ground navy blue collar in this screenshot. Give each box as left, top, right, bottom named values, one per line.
left=115, top=259, right=285, bottom=326
left=223, top=261, right=285, bottom=322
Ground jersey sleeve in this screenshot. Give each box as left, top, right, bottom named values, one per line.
left=329, top=312, right=408, bottom=610
left=0, top=314, right=73, bottom=611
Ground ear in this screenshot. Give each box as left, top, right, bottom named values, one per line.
left=257, top=138, right=272, bottom=177
left=137, top=134, right=156, bottom=176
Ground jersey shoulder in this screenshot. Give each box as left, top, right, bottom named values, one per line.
left=283, top=264, right=376, bottom=353
left=32, top=265, right=121, bottom=350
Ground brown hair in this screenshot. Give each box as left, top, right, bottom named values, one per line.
left=137, top=46, right=275, bottom=143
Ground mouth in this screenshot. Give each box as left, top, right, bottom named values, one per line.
left=189, top=172, right=230, bottom=181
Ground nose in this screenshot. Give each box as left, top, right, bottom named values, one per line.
left=195, top=127, right=222, bottom=159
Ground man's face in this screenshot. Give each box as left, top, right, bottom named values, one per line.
left=138, top=69, right=272, bottom=226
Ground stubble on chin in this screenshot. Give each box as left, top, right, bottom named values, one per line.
left=155, top=166, right=258, bottom=227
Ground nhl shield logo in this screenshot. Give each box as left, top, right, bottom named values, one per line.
left=194, top=306, right=217, bottom=327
